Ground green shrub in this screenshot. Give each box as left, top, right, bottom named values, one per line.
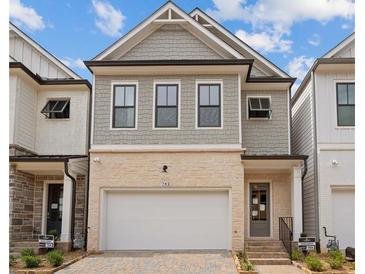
left=243, top=262, right=255, bottom=271
left=48, top=229, right=59, bottom=240
left=20, top=248, right=35, bottom=257
left=327, top=250, right=345, bottom=269
left=291, top=248, right=304, bottom=261
left=237, top=250, right=247, bottom=262
left=9, top=255, right=17, bottom=266
left=21, top=255, right=41, bottom=268
left=47, top=250, right=64, bottom=266
left=305, top=255, right=324, bottom=272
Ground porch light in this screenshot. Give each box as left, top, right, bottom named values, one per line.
left=93, top=157, right=101, bottom=163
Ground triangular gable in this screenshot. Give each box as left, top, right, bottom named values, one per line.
left=322, top=32, right=355, bottom=58
left=9, top=22, right=81, bottom=79
left=93, top=1, right=244, bottom=61
left=190, top=8, right=289, bottom=77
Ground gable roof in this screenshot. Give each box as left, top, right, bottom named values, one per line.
left=322, top=32, right=355, bottom=58
left=93, top=1, right=244, bottom=60
left=189, top=8, right=289, bottom=78
left=9, top=22, right=81, bottom=79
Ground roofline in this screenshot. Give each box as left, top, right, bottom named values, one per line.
left=291, top=57, right=355, bottom=105
left=9, top=22, right=82, bottom=80
left=246, top=76, right=296, bottom=83
left=9, top=155, right=88, bottom=162
left=240, top=154, right=308, bottom=160
left=10, top=62, right=92, bottom=89
left=189, top=7, right=290, bottom=78
left=322, top=32, right=355, bottom=58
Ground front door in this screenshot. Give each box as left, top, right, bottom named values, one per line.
left=250, top=183, right=270, bottom=237
left=47, top=184, right=63, bottom=238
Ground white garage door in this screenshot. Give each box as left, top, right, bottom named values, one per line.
left=332, top=189, right=355, bottom=249
left=102, top=190, right=230, bottom=250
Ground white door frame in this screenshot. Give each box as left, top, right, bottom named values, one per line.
left=99, top=187, right=232, bottom=250
left=247, top=181, right=273, bottom=239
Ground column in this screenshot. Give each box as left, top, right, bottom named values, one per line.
left=60, top=174, right=73, bottom=242
left=291, top=166, right=303, bottom=241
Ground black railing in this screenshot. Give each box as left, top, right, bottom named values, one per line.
left=279, top=217, right=293, bottom=262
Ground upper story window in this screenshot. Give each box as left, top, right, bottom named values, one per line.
left=155, top=84, right=179, bottom=128
left=197, top=83, right=221, bottom=127
left=41, top=99, right=70, bottom=119
left=247, top=97, right=272, bottom=119
left=336, top=83, right=355, bottom=126
left=113, top=84, right=136, bottom=128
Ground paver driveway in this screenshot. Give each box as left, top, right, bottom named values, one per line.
left=56, top=251, right=238, bottom=274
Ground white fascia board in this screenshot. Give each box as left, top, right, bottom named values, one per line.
left=190, top=9, right=289, bottom=78
left=9, top=23, right=81, bottom=79
left=322, top=33, right=355, bottom=58
left=94, top=2, right=244, bottom=61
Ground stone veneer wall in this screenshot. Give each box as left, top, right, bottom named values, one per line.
left=9, top=164, right=35, bottom=241
left=75, top=175, right=86, bottom=238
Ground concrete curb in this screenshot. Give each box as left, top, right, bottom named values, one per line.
left=292, top=261, right=355, bottom=274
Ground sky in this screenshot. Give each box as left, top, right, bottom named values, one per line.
left=9, top=0, right=355, bottom=92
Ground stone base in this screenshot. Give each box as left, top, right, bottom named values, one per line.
left=56, top=241, right=72, bottom=252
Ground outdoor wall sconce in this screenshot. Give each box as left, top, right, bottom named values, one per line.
left=93, top=157, right=101, bottom=163
left=162, top=165, right=168, bottom=173
left=331, top=160, right=339, bottom=166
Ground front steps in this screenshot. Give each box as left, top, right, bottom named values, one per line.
left=246, top=240, right=291, bottom=265
left=10, top=241, right=39, bottom=256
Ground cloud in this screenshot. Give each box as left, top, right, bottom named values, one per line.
left=235, top=29, right=293, bottom=53
left=207, top=0, right=354, bottom=34
left=60, top=57, right=87, bottom=70
left=92, top=0, right=126, bottom=37
left=308, top=34, right=320, bottom=46
left=287, top=56, right=315, bottom=80
left=10, top=0, right=45, bottom=31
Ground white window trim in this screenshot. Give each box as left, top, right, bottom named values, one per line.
left=246, top=95, right=272, bottom=120
left=152, top=80, right=181, bottom=130
left=333, top=79, right=355, bottom=129
left=110, top=80, right=139, bottom=130
left=195, top=80, right=224, bottom=129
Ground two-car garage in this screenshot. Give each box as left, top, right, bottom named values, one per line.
left=100, top=190, right=230, bottom=250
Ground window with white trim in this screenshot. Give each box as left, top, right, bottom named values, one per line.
left=41, top=99, right=70, bottom=119
left=198, top=84, right=221, bottom=127
left=336, top=83, right=355, bottom=126
left=113, top=85, right=136, bottom=128
left=155, top=84, right=178, bottom=128
left=247, top=97, right=272, bottom=119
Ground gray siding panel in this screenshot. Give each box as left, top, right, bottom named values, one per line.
left=292, top=83, right=316, bottom=237
left=93, top=75, right=240, bottom=145
left=241, top=90, right=289, bottom=155
left=119, top=25, right=223, bottom=60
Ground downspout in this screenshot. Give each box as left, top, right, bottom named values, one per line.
left=64, top=159, right=77, bottom=251
left=301, top=156, right=308, bottom=234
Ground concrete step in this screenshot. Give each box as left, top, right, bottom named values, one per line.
left=248, top=258, right=291, bottom=265
left=246, top=246, right=286, bottom=252
left=247, top=251, right=289, bottom=258
left=10, top=241, right=38, bottom=248
left=246, top=240, right=283, bottom=247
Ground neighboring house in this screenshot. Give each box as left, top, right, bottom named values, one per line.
left=9, top=22, right=91, bottom=253
left=292, top=33, right=355, bottom=252
left=85, top=2, right=307, bottom=262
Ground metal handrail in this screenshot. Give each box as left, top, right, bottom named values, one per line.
left=279, top=217, right=293, bottom=262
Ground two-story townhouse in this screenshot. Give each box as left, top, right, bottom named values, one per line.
left=9, top=23, right=91, bottom=253
left=85, top=2, right=307, bottom=264
left=292, top=33, right=355, bottom=252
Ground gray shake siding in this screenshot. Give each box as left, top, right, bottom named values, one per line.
left=292, top=83, right=317, bottom=237
left=119, top=25, right=223, bottom=60
left=93, top=75, right=240, bottom=145
left=241, top=90, right=289, bottom=155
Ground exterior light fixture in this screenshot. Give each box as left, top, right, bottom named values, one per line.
left=162, top=165, right=168, bottom=173
left=93, top=157, right=101, bottom=163
left=331, top=160, right=339, bottom=166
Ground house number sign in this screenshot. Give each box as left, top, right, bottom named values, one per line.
left=161, top=181, right=170, bottom=187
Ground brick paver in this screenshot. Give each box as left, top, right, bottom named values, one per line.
left=256, top=265, right=304, bottom=274
left=56, top=251, right=238, bottom=274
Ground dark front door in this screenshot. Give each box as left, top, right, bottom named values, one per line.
left=47, top=184, right=63, bottom=238
left=250, top=183, right=270, bottom=237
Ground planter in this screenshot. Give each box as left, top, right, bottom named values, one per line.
left=232, top=253, right=259, bottom=274
left=293, top=261, right=355, bottom=274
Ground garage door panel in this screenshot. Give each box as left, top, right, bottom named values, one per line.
left=104, top=191, right=229, bottom=250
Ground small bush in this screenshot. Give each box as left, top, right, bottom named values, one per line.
left=9, top=255, right=17, bottom=266
left=291, top=248, right=304, bottom=261
left=21, top=255, right=41, bottom=268
left=243, top=262, right=255, bottom=271
left=237, top=250, right=247, bottom=262
left=20, top=248, right=35, bottom=257
left=305, top=255, right=324, bottom=272
left=327, top=250, right=345, bottom=269
left=47, top=250, right=64, bottom=267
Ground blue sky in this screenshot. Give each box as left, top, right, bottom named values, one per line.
left=9, top=0, right=355, bottom=90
